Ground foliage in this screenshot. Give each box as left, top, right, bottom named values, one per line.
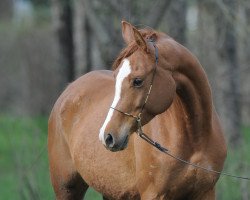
left=0, top=116, right=249, bottom=199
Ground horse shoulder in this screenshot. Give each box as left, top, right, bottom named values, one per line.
left=49, top=70, right=113, bottom=141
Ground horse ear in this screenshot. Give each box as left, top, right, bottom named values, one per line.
left=122, top=21, right=134, bottom=44
left=132, top=27, right=148, bottom=52
left=122, top=21, right=148, bottom=52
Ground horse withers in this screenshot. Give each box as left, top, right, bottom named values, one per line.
left=48, top=21, right=227, bottom=200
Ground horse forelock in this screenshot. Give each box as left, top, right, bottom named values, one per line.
left=112, top=42, right=139, bottom=70
left=112, top=29, right=158, bottom=71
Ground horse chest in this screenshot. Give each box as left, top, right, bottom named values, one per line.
left=134, top=144, right=217, bottom=199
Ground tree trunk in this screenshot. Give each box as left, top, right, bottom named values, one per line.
left=241, top=2, right=250, bottom=125
left=73, top=0, right=91, bottom=77
left=215, top=0, right=242, bottom=146
left=82, top=0, right=172, bottom=69
left=165, top=0, right=187, bottom=44
left=0, top=0, right=13, bottom=20
left=196, top=1, right=219, bottom=99
left=146, top=0, right=172, bottom=28
left=51, top=0, right=75, bottom=82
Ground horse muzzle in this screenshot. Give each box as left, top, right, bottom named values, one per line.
left=104, top=132, right=129, bottom=152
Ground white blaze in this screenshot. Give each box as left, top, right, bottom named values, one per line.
left=99, top=59, right=131, bottom=144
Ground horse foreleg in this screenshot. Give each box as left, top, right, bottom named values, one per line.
left=49, top=154, right=88, bottom=200
left=139, top=184, right=161, bottom=200
left=194, top=188, right=215, bottom=200
left=56, top=173, right=88, bottom=200
left=48, top=136, right=88, bottom=199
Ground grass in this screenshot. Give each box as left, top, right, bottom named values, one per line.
left=0, top=116, right=52, bottom=199
left=0, top=115, right=101, bottom=200
left=216, top=126, right=250, bottom=199
left=0, top=115, right=249, bottom=199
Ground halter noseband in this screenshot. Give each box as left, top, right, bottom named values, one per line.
left=110, top=40, right=158, bottom=131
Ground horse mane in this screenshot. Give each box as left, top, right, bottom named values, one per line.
left=112, top=29, right=157, bottom=70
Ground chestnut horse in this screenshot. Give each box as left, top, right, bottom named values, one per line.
left=48, top=21, right=227, bottom=200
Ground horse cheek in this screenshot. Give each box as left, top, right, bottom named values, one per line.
left=149, top=76, right=176, bottom=115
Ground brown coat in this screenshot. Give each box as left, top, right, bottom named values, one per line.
left=48, top=21, right=227, bottom=200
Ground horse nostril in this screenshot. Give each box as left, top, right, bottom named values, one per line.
left=105, top=133, right=115, bottom=148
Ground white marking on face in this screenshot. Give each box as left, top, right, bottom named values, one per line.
left=99, top=59, right=131, bottom=144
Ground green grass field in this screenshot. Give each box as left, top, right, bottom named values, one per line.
left=0, top=116, right=249, bottom=199
left=0, top=116, right=102, bottom=200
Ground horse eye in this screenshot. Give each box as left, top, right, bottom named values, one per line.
left=133, top=78, right=143, bottom=87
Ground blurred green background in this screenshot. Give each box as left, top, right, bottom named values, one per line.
left=0, top=0, right=249, bottom=199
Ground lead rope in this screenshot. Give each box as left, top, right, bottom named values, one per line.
left=136, top=117, right=250, bottom=181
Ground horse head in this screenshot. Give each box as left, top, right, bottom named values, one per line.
left=99, top=21, right=176, bottom=151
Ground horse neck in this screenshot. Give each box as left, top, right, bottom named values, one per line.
left=167, top=43, right=213, bottom=138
